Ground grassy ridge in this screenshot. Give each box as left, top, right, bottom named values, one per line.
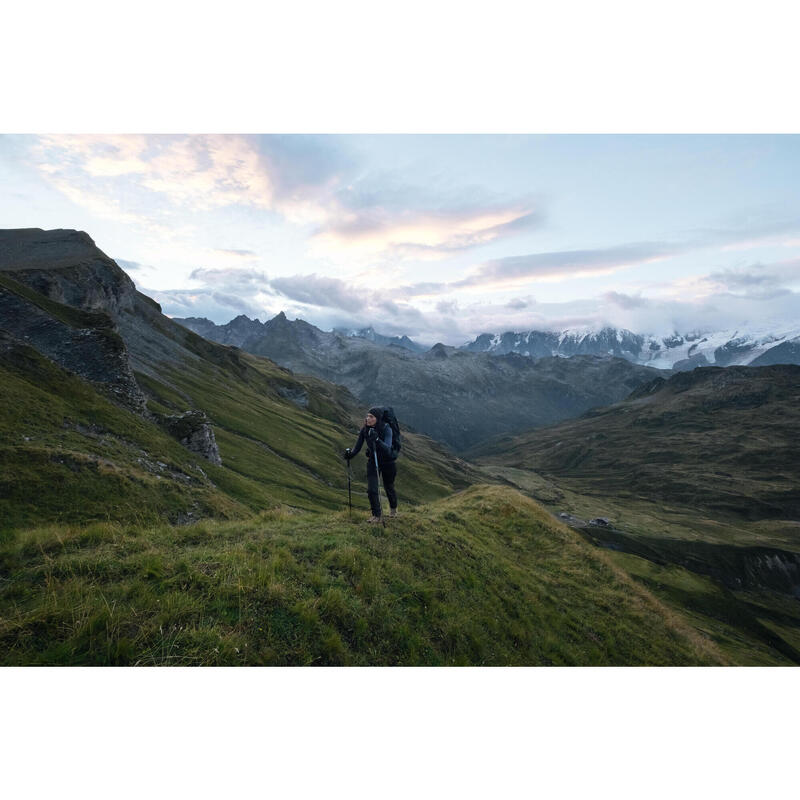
left=0, top=485, right=724, bottom=666
left=479, top=465, right=800, bottom=665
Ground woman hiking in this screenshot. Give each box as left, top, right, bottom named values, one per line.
left=344, top=407, right=398, bottom=523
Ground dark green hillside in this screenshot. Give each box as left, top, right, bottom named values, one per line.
left=471, top=365, right=800, bottom=521
left=0, top=485, right=725, bottom=666
left=470, top=366, right=800, bottom=665
left=0, top=335, right=244, bottom=530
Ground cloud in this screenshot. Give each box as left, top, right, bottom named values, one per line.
left=214, top=248, right=257, bottom=258
left=29, top=134, right=541, bottom=264
left=310, top=203, right=544, bottom=261
left=27, top=135, right=348, bottom=234
left=267, top=271, right=432, bottom=337
left=392, top=240, right=683, bottom=299
left=465, top=241, right=680, bottom=288
left=270, top=274, right=363, bottom=313
left=188, top=267, right=270, bottom=291
left=392, top=225, right=800, bottom=301
left=604, top=291, right=647, bottom=309
left=702, top=259, right=800, bottom=299
left=147, top=287, right=268, bottom=321
left=436, top=299, right=459, bottom=314
left=505, top=298, right=529, bottom=310
left=147, top=258, right=800, bottom=347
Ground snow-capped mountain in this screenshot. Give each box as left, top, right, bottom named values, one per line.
left=460, top=323, right=800, bottom=370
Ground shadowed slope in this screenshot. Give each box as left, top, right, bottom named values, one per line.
left=471, top=365, right=800, bottom=521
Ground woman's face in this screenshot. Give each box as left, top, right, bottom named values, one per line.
left=365, top=413, right=377, bottom=427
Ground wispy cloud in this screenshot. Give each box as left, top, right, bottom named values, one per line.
left=391, top=224, right=800, bottom=299
left=270, top=273, right=362, bottom=313
left=27, top=134, right=542, bottom=264
left=213, top=248, right=258, bottom=258
left=27, top=135, right=341, bottom=234
left=460, top=241, right=678, bottom=288
left=603, top=291, right=648, bottom=309
left=146, top=287, right=269, bottom=321
left=388, top=240, right=682, bottom=299
left=309, top=204, right=544, bottom=261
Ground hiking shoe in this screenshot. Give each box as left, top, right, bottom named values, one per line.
left=389, top=508, right=397, bottom=518
left=367, top=516, right=381, bottom=524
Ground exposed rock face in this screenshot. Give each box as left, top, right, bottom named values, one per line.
left=0, top=229, right=138, bottom=315
left=750, top=339, right=800, bottom=367
left=0, top=272, right=147, bottom=414
left=161, top=410, right=222, bottom=465
left=276, top=384, right=309, bottom=408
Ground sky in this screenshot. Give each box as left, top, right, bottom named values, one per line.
left=2, top=133, right=800, bottom=346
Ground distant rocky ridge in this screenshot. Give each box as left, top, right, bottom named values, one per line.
left=175, top=314, right=426, bottom=354
left=181, top=311, right=800, bottom=375
left=333, top=325, right=426, bottom=353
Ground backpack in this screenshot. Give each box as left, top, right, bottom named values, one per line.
left=381, top=406, right=402, bottom=459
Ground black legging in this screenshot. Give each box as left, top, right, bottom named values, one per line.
left=366, top=456, right=397, bottom=516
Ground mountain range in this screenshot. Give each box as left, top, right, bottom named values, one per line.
left=175, top=313, right=667, bottom=451
left=461, top=324, right=800, bottom=370
left=179, top=313, right=800, bottom=373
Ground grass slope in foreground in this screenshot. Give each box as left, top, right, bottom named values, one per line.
left=0, top=485, right=725, bottom=666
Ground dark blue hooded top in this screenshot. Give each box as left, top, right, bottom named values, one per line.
left=349, top=411, right=393, bottom=465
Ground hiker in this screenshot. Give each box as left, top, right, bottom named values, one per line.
left=344, top=407, right=398, bottom=523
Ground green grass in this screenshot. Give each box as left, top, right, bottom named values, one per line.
left=604, top=552, right=800, bottom=665
left=0, top=343, right=250, bottom=530
left=470, top=365, right=800, bottom=522
left=479, top=464, right=800, bottom=665
left=0, top=485, right=725, bottom=666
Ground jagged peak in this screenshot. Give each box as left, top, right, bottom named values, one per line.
left=228, top=314, right=259, bottom=325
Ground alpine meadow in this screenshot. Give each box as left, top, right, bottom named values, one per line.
left=2, top=134, right=800, bottom=666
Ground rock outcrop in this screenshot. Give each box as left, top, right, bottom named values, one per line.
left=161, top=410, right=222, bottom=465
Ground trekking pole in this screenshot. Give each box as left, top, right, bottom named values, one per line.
left=345, top=448, right=352, bottom=517
left=373, top=447, right=385, bottom=528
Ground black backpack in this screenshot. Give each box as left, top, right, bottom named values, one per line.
left=381, top=406, right=402, bottom=459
